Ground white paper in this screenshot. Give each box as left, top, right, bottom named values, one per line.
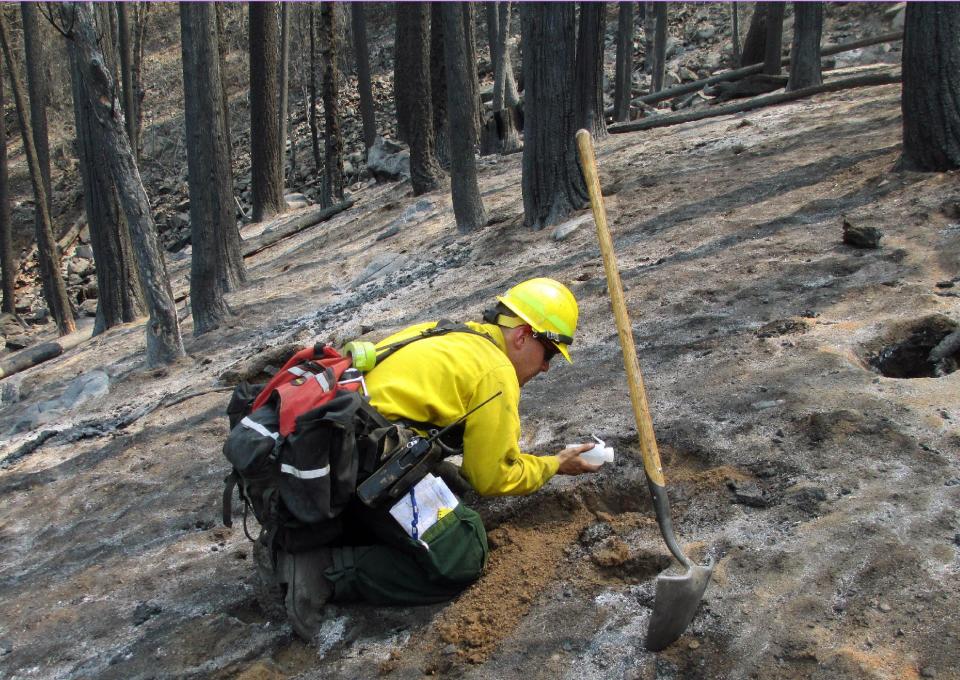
left=389, top=473, right=460, bottom=539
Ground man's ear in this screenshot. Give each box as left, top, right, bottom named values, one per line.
left=504, top=325, right=527, bottom=351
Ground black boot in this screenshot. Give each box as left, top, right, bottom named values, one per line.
left=279, top=547, right=335, bottom=641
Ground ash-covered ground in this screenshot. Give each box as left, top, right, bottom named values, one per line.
left=1, top=61, right=959, bottom=680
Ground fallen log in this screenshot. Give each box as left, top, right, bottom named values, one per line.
left=610, top=71, right=901, bottom=135
left=638, top=30, right=903, bottom=107
left=0, top=325, right=93, bottom=380
left=0, top=383, right=233, bottom=467
left=241, top=199, right=354, bottom=258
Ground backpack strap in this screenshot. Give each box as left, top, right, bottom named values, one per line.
left=373, top=319, right=498, bottom=366
left=222, top=471, right=239, bottom=528
left=366, top=320, right=494, bottom=450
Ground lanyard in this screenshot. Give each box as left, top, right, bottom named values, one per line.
left=409, top=487, right=420, bottom=541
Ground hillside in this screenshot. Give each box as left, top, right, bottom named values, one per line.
left=1, top=4, right=958, bottom=680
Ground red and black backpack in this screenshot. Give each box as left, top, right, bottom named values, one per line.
left=221, top=322, right=497, bottom=553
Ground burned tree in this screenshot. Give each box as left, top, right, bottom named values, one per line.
left=0, top=12, right=74, bottom=335
left=740, top=3, right=766, bottom=67
left=901, top=3, right=960, bottom=171
left=0, top=56, right=13, bottom=314
left=519, top=2, right=587, bottom=229
left=442, top=2, right=486, bottom=233
left=65, top=4, right=184, bottom=365
left=461, top=3, right=483, bottom=146
left=319, top=2, right=344, bottom=205
left=788, top=2, right=823, bottom=91
left=309, top=5, right=321, bottom=173
left=613, top=2, right=635, bottom=123
left=117, top=2, right=138, bottom=155
left=651, top=3, right=668, bottom=93
left=20, top=4, right=52, bottom=224
left=68, top=7, right=145, bottom=333
left=430, top=3, right=449, bottom=168
left=762, top=2, right=785, bottom=75
left=396, top=2, right=444, bottom=195
left=351, top=3, right=377, bottom=151
left=491, top=0, right=521, bottom=153
left=249, top=2, right=285, bottom=222
left=181, top=2, right=246, bottom=335
left=575, top=2, right=607, bottom=137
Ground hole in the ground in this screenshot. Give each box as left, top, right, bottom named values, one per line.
left=867, top=315, right=959, bottom=379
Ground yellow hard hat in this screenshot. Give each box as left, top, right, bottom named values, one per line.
left=497, top=277, right=578, bottom=363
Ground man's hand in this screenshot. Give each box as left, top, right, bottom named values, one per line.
left=556, top=443, right=602, bottom=475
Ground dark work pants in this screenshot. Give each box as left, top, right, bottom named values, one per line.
left=325, top=501, right=488, bottom=606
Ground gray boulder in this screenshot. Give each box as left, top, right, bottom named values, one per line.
left=367, top=137, right=410, bottom=182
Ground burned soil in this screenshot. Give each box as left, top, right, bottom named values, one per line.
left=2, top=12, right=959, bottom=680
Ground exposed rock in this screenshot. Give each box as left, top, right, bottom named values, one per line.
left=284, top=193, right=310, bottom=210
left=132, top=602, right=162, bottom=626
left=842, top=218, right=882, bottom=249
left=79, top=299, right=98, bottom=317
left=726, top=480, right=772, bottom=508
left=367, top=136, right=410, bottom=182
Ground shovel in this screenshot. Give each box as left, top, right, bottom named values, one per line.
left=575, top=130, right=713, bottom=652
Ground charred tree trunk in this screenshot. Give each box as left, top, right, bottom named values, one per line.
left=430, top=3, right=450, bottom=169
left=21, top=2, right=57, bottom=320
left=181, top=2, right=246, bottom=336
left=901, top=3, right=960, bottom=171
left=215, top=4, right=232, bottom=158
left=396, top=2, right=444, bottom=196
left=0, top=58, right=14, bottom=314
left=613, top=2, right=635, bottom=123
left=394, top=5, right=414, bottom=145
left=575, top=2, right=607, bottom=137
left=486, top=2, right=499, bottom=77
left=249, top=2, right=285, bottom=222
left=489, top=1, right=520, bottom=108
left=132, top=3, right=150, bottom=159
left=279, top=2, right=290, bottom=178
left=740, top=3, right=767, bottom=67
left=442, top=2, right=487, bottom=233
left=462, top=3, right=483, bottom=147
left=351, top=3, right=377, bottom=151
left=0, top=14, right=74, bottom=336
left=788, top=2, right=822, bottom=91
left=69, top=26, right=145, bottom=334
left=731, top=2, right=741, bottom=65
left=651, top=3, right=668, bottom=93
left=117, top=2, right=137, bottom=157
left=66, top=4, right=184, bottom=365
left=319, top=3, right=344, bottom=206
left=763, top=2, right=785, bottom=75
left=520, top=2, right=587, bottom=230
left=309, top=6, right=321, bottom=173
left=643, top=2, right=655, bottom=75
left=492, top=0, right=521, bottom=153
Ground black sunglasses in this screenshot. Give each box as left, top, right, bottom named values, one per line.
left=532, top=332, right=560, bottom=362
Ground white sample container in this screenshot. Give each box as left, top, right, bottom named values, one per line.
left=567, top=435, right=616, bottom=466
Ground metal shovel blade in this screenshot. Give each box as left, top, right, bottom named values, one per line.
left=644, top=560, right=714, bottom=652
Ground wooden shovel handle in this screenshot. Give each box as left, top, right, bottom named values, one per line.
left=575, top=130, right=665, bottom=488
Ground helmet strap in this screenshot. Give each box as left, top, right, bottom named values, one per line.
left=483, top=307, right=525, bottom=330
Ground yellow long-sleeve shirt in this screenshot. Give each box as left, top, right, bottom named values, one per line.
left=364, top=321, right=559, bottom=496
